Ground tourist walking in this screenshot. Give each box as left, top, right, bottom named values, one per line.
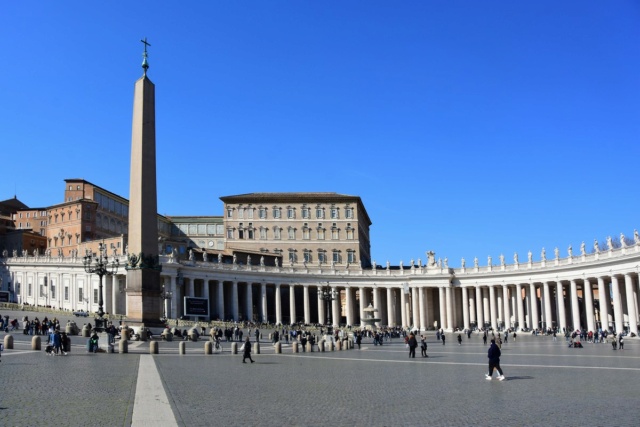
left=618, top=334, right=624, bottom=350
left=483, top=332, right=487, bottom=345
left=242, top=337, right=254, bottom=363
left=441, top=333, right=446, bottom=346
left=420, top=335, right=428, bottom=357
left=486, top=339, right=505, bottom=381
left=407, top=333, right=418, bottom=358
left=457, top=334, right=462, bottom=345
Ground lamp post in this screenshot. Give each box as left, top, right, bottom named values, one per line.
left=83, top=241, right=119, bottom=332
left=160, top=284, right=173, bottom=325
left=318, top=282, right=337, bottom=333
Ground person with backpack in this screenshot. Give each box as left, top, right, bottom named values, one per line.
left=486, top=339, right=506, bottom=381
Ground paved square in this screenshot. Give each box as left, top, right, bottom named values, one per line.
left=2, top=325, right=639, bottom=426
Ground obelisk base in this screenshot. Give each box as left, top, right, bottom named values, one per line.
left=126, top=268, right=164, bottom=328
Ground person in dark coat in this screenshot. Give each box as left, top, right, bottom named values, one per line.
left=407, top=333, right=418, bottom=358
left=486, top=339, right=505, bottom=381
left=420, top=335, right=428, bottom=357
left=242, top=337, right=254, bottom=363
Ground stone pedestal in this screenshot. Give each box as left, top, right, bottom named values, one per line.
left=292, top=342, right=299, bottom=353
left=231, top=342, right=238, bottom=354
left=204, top=341, right=212, bottom=354
left=31, top=336, right=41, bottom=350
left=253, top=343, right=260, bottom=354
left=275, top=342, right=282, bottom=353
left=4, top=334, right=13, bottom=349
left=150, top=341, right=158, bottom=354
left=119, top=340, right=128, bottom=353
left=319, top=340, right=325, bottom=352
left=306, top=342, right=312, bottom=352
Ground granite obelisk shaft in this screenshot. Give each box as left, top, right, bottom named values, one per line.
left=126, top=75, right=162, bottom=326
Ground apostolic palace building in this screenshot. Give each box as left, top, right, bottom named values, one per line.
left=2, top=46, right=640, bottom=336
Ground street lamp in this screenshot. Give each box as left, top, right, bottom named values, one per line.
left=160, top=284, right=173, bottom=324
left=318, top=282, right=337, bottom=333
left=83, top=241, right=119, bottom=332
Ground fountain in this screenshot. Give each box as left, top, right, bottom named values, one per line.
left=360, top=303, right=381, bottom=330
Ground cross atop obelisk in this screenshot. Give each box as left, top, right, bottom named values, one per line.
left=141, top=37, right=151, bottom=75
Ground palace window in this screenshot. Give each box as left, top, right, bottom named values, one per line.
left=287, top=207, right=295, bottom=219
left=303, top=250, right=312, bottom=263
left=333, top=251, right=341, bottom=263
left=274, top=227, right=281, bottom=240
left=346, top=226, right=354, bottom=240
left=226, top=228, right=234, bottom=239
left=345, top=207, right=354, bottom=219
left=259, top=227, right=267, bottom=240
left=273, top=207, right=281, bottom=219
left=288, top=250, right=297, bottom=263
left=318, top=251, right=326, bottom=264
left=302, top=226, right=310, bottom=240
left=227, top=207, right=233, bottom=218
left=316, top=207, right=324, bottom=219
left=330, top=207, right=339, bottom=219
left=288, top=227, right=295, bottom=240
left=247, top=208, right=254, bottom=219
left=302, top=206, right=310, bottom=219
left=317, top=228, right=325, bottom=240
left=238, top=207, right=244, bottom=219
left=78, top=287, right=84, bottom=303
left=347, top=250, right=356, bottom=264
left=259, top=207, right=267, bottom=219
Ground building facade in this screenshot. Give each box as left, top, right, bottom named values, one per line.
left=220, top=192, right=372, bottom=269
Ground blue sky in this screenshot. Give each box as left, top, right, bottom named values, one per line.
left=1, top=2, right=638, bottom=267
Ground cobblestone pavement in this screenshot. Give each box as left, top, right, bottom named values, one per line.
left=2, top=325, right=640, bottom=426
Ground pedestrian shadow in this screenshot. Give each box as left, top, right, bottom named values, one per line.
left=503, top=376, right=533, bottom=381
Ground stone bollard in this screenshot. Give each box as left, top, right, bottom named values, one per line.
left=65, top=323, right=73, bottom=335
left=328, top=340, right=335, bottom=351
left=336, top=340, right=341, bottom=351
left=121, top=327, right=130, bottom=341
left=306, top=342, right=312, bottom=353
left=319, top=340, right=325, bottom=352
left=231, top=342, right=238, bottom=354
left=269, top=333, right=273, bottom=341
left=119, top=339, right=128, bottom=354
left=343, top=339, right=349, bottom=350
left=150, top=341, right=158, bottom=354
left=189, top=332, right=198, bottom=342
left=81, top=325, right=91, bottom=338
left=4, top=334, right=14, bottom=350
left=179, top=341, right=185, bottom=355
left=292, top=341, right=299, bottom=353
left=254, top=342, right=260, bottom=354
left=275, top=341, right=282, bottom=353
left=31, top=336, right=41, bottom=351
left=204, top=341, right=212, bottom=355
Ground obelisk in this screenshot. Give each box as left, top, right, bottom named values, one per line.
left=125, top=38, right=163, bottom=326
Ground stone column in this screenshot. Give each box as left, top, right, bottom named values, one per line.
left=261, top=283, right=268, bottom=323
left=502, top=285, right=510, bottom=330
left=468, top=288, right=476, bottom=329
left=624, top=274, right=638, bottom=335
left=482, top=287, right=490, bottom=328
left=217, top=281, right=225, bottom=321
left=318, top=285, right=326, bottom=325
left=231, top=281, right=239, bottom=321
left=359, top=287, right=366, bottom=325
left=275, top=284, right=282, bottom=325
left=419, top=287, right=427, bottom=332
left=303, top=285, right=311, bottom=325
left=556, top=281, right=567, bottom=332
left=290, top=284, right=297, bottom=325
left=411, top=287, right=420, bottom=330
left=496, top=292, right=503, bottom=328
left=515, top=284, right=525, bottom=331
left=245, top=283, right=253, bottom=322
left=611, top=276, right=624, bottom=333
left=570, top=280, right=580, bottom=331
left=438, top=287, right=446, bottom=330
left=400, top=288, right=407, bottom=328
left=331, top=286, right=339, bottom=327
left=461, top=287, right=470, bottom=331
left=445, top=286, right=454, bottom=331
left=346, top=287, right=354, bottom=326
left=475, top=287, right=484, bottom=330
left=529, top=283, right=539, bottom=331
left=372, top=287, right=380, bottom=327
left=597, top=277, right=609, bottom=331
left=188, top=279, right=194, bottom=299
left=583, top=279, right=595, bottom=333
left=543, top=282, right=553, bottom=331
left=489, top=285, right=498, bottom=330
left=387, top=288, right=395, bottom=327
